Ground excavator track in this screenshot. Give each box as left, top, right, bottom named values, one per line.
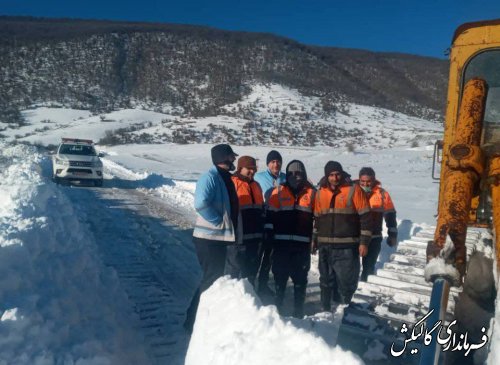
left=333, top=227, right=486, bottom=364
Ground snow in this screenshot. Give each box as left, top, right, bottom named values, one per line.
left=363, top=340, right=387, bottom=361
left=0, top=142, right=152, bottom=364
left=1, top=96, right=498, bottom=364
left=1, top=308, right=19, bottom=322
left=185, top=276, right=363, bottom=365
left=4, top=108, right=169, bottom=146
left=424, top=235, right=461, bottom=286
left=99, top=143, right=439, bottom=224
left=3, top=83, right=442, bottom=150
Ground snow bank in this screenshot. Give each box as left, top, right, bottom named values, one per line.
left=185, top=276, right=364, bottom=365
left=102, top=158, right=196, bottom=216
left=424, top=235, right=461, bottom=286
left=0, top=143, right=151, bottom=364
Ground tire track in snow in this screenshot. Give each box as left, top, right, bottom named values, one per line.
left=60, top=180, right=200, bottom=365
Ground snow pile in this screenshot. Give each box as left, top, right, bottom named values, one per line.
left=102, top=157, right=196, bottom=216
left=152, top=180, right=195, bottom=214
left=185, top=276, right=364, bottom=365
left=0, top=143, right=151, bottom=364
left=363, top=340, right=387, bottom=361
left=424, top=235, right=461, bottom=286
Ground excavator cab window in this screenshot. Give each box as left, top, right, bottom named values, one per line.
left=463, top=49, right=500, bottom=156
left=462, top=49, right=499, bottom=224
left=431, top=140, right=443, bottom=180
left=482, top=87, right=500, bottom=155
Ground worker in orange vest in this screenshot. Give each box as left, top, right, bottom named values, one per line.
left=266, top=160, right=316, bottom=318
left=357, top=167, right=398, bottom=281
left=313, top=161, right=371, bottom=311
left=226, top=156, right=265, bottom=285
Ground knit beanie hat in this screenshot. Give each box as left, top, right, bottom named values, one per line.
left=266, top=150, right=283, bottom=165
left=211, top=144, right=238, bottom=165
left=324, top=161, right=344, bottom=177
left=359, top=167, right=376, bottom=178
left=237, top=156, right=257, bottom=170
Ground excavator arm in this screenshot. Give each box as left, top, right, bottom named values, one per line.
left=427, top=78, right=487, bottom=278
left=420, top=20, right=500, bottom=365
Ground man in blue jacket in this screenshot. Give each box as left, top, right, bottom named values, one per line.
left=184, top=143, right=239, bottom=332
left=254, top=150, right=286, bottom=296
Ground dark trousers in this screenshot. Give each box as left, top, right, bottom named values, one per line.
left=257, top=243, right=273, bottom=288
left=361, top=237, right=383, bottom=281
left=184, top=237, right=228, bottom=332
left=225, top=240, right=261, bottom=285
left=318, top=246, right=360, bottom=309
left=272, top=244, right=310, bottom=315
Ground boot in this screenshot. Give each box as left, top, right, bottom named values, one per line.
left=275, top=283, right=286, bottom=315
left=293, top=284, right=306, bottom=318
left=320, top=287, right=332, bottom=312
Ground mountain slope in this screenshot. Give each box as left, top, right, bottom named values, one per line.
left=0, top=16, right=448, bottom=122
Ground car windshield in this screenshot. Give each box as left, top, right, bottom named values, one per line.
left=59, top=144, right=96, bottom=156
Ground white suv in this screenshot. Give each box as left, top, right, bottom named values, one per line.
left=52, top=138, right=104, bottom=186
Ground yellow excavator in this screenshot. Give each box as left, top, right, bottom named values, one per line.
left=424, top=19, right=500, bottom=365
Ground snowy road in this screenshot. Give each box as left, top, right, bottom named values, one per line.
left=6, top=143, right=492, bottom=365
left=47, top=161, right=201, bottom=365
left=46, top=157, right=421, bottom=364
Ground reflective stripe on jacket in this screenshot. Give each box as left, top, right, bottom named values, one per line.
left=366, top=183, right=397, bottom=237
left=266, top=184, right=316, bottom=245
left=193, top=166, right=236, bottom=242
left=232, top=175, right=264, bottom=243
left=314, top=183, right=371, bottom=247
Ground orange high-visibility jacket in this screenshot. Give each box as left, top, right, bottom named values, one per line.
left=314, top=182, right=371, bottom=247
left=232, top=175, right=265, bottom=243
left=265, top=183, right=316, bottom=245
left=365, top=182, right=397, bottom=238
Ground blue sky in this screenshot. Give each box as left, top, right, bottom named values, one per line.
left=2, top=0, right=500, bottom=58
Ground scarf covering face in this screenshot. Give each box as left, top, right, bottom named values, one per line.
left=286, top=160, right=307, bottom=192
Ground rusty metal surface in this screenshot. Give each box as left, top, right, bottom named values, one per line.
left=489, top=157, right=500, bottom=272
left=429, top=78, right=487, bottom=277
left=453, top=19, right=500, bottom=46
left=438, top=23, right=500, bottom=212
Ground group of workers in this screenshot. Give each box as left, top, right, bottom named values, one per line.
left=184, top=143, right=398, bottom=332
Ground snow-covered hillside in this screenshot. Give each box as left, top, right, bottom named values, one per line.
left=1, top=84, right=442, bottom=150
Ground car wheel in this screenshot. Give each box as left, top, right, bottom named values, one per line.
left=94, top=179, right=103, bottom=187
left=53, top=176, right=61, bottom=184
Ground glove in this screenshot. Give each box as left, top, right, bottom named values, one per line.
left=386, top=234, right=398, bottom=247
